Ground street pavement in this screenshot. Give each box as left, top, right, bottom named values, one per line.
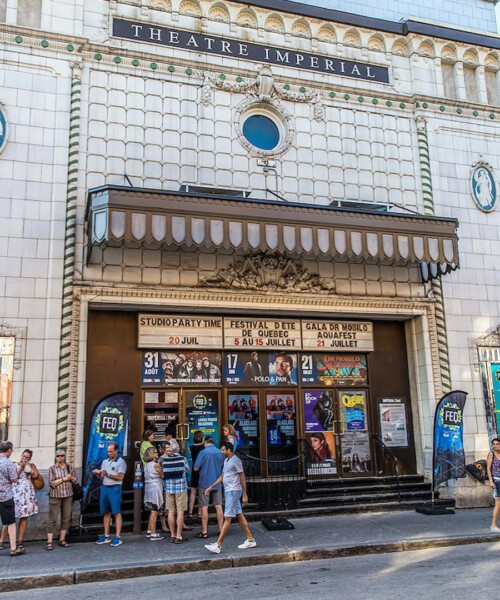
left=0, top=508, right=498, bottom=593
left=2, top=541, right=498, bottom=599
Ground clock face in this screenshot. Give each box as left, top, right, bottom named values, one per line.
left=471, top=165, right=497, bottom=212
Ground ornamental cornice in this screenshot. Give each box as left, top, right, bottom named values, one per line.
left=73, top=283, right=433, bottom=315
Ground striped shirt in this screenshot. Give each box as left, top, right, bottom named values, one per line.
left=161, top=454, right=188, bottom=494
left=48, top=464, right=75, bottom=499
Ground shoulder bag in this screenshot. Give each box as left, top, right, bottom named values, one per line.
left=67, top=465, right=83, bottom=501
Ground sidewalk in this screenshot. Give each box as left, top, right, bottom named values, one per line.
left=1, top=508, right=498, bottom=592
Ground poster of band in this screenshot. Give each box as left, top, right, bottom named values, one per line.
left=339, top=390, right=367, bottom=431
left=141, top=350, right=222, bottom=386
left=378, top=397, right=409, bottom=447
left=341, top=431, right=372, bottom=473
left=228, top=392, right=259, bottom=449
left=300, top=354, right=368, bottom=386
left=266, top=393, right=296, bottom=446
left=224, top=351, right=298, bottom=386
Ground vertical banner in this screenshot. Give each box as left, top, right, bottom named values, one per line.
left=433, top=390, right=468, bottom=488
left=82, top=392, right=132, bottom=507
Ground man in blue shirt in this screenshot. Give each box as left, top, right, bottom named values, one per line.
left=193, top=436, right=224, bottom=538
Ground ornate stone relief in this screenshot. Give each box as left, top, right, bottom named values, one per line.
left=343, top=30, right=361, bottom=48
left=203, top=66, right=325, bottom=122
left=236, top=9, right=258, bottom=28
left=149, top=0, right=171, bottom=10
left=291, top=19, right=311, bottom=38
left=179, top=0, right=201, bottom=17
left=368, top=35, right=385, bottom=52
left=317, top=26, right=336, bottom=43
left=392, top=40, right=409, bottom=57
left=463, top=50, right=478, bottom=66
left=198, top=254, right=335, bottom=294
left=208, top=3, right=230, bottom=23
left=419, top=42, right=435, bottom=58
left=264, top=15, right=285, bottom=33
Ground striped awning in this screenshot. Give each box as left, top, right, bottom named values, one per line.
left=86, top=186, right=459, bottom=279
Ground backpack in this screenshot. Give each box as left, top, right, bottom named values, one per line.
left=465, top=459, right=488, bottom=483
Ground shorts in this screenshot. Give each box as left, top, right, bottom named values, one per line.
left=224, top=490, right=242, bottom=518
left=144, top=502, right=162, bottom=512
left=166, top=491, right=188, bottom=512
left=100, top=485, right=122, bottom=515
left=493, top=478, right=500, bottom=498
left=0, top=498, right=16, bottom=526
left=198, top=487, right=222, bottom=508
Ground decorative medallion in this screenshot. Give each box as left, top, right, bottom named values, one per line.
left=471, top=162, right=497, bottom=212
left=0, top=106, right=7, bottom=154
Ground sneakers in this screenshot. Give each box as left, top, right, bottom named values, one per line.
left=95, top=535, right=111, bottom=545
left=145, top=531, right=152, bottom=538
left=150, top=533, right=164, bottom=541
left=490, top=526, right=500, bottom=532
left=238, top=539, right=257, bottom=549
left=204, top=542, right=221, bottom=554
left=110, top=536, right=123, bottom=547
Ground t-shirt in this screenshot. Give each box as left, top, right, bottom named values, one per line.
left=223, top=455, right=243, bottom=492
left=194, top=445, right=224, bottom=490
left=100, top=457, right=127, bottom=487
left=161, top=453, right=188, bottom=494
left=0, top=456, right=17, bottom=502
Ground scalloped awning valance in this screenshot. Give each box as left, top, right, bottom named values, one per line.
left=86, top=186, right=459, bottom=281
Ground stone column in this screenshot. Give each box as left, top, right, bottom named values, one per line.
left=56, top=63, right=82, bottom=462
left=416, top=115, right=451, bottom=394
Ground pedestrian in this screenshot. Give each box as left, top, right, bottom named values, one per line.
left=0, top=441, right=23, bottom=556
left=487, top=437, right=500, bottom=532
left=93, top=442, right=127, bottom=547
left=193, top=436, right=224, bottom=539
left=0, top=449, right=39, bottom=551
left=140, top=430, right=155, bottom=466
left=46, top=449, right=75, bottom=550
left=161, top=439, right=189, bottom=543
left=143, top=447, right=165, bottom=541
left=187, top=430, right=204, bottom=520
left=222, top=424, right=238, bottom=452
left=204, top=442, right=256, bottom=554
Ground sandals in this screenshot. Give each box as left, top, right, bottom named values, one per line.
left=58, top=540, right=69, bottom=547
left=182, top=524, right=193, bottom=531
left=174, top=537, right=188, bottom=543
left=10, top=548, right=25, bottom=556
left=195, top=532, right=209, bottom=539
left=46, top=542, right=53, bottom=551
left=17, top=541, right=25, bottom=550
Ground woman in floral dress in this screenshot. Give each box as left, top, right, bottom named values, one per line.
left=0, top=449, right=39, bottom=550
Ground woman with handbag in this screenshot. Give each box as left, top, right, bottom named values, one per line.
left=0, top=449, right=40, bottom=550
left=46, top=449, right=76, bottom=550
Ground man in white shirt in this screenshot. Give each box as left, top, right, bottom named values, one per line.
left=93, top=443, right=127, bottom=547
left=204, top=441, right=256, bottom=554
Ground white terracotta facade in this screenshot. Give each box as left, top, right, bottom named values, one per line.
left=1, top=0, right=500, bottom=532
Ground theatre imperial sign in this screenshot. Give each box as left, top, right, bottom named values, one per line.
left=113, top=18, right=390, bottom=84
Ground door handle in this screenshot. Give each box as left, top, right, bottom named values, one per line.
left=176, top=423, right=190, bottom=440
left=333, top=420, right=344, bottom=436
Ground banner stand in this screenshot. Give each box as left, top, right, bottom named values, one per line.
left=415, top=390, right=468, bottom=516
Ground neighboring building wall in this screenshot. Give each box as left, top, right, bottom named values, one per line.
left=283, top=0, right=499, bottom=34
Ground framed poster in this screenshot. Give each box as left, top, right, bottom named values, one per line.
left=228, top=392, right=259, bottom=449
left=341, top=431, right=372, bottom=473
left=339, top=390, right=367, bottom=431
left=142, top=350, right=222, bottom=386
left=300, top=353, right=368, bottom=386
left=303, top=390, right=335, bottom=432
left=305, top=431, right=336, bottom=475
left=266, top=393, right=296, bottom=447
left=377, top=397, right=409, bottom=448
left=223, top=351, right=297, bottom=386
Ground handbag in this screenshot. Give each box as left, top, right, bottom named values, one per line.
left=32, top=472, right=45, bottom=491
left=67, top=465, right=84, bottom=501
left=465, top=459, right=488, bottom=483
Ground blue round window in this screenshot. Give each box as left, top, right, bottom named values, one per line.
left=242, top=115, right=280, bottom=151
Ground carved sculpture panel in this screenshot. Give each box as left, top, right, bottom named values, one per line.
left=198, top=253, right=335, bottom=294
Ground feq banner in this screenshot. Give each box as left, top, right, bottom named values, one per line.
left=433, top=390, right=468, bottom=488
left=82, top=392, right=132, bottom=508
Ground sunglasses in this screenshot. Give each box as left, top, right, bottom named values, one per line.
left=56, top=454, right=65, bottom=458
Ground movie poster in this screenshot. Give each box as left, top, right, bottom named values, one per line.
left=305, top=431, right=337, bottom=475
left=224, top=351, right=297, bottom=386
left=300, top=353, right=368, bottom=386
left=266, top=393, right=296, bottom=447
left=341, top=431, right=372, bottom=473
left=303, top=390, right=335, bottom=432
left=228, top=392, right=259, bottom=449
left=142, top=350, right=222, bottom=386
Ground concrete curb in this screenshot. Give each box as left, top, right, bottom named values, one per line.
left=2, top=534, right=499, bottom=593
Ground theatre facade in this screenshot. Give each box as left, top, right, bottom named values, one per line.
left=2, top=0, right=500, bottom=515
